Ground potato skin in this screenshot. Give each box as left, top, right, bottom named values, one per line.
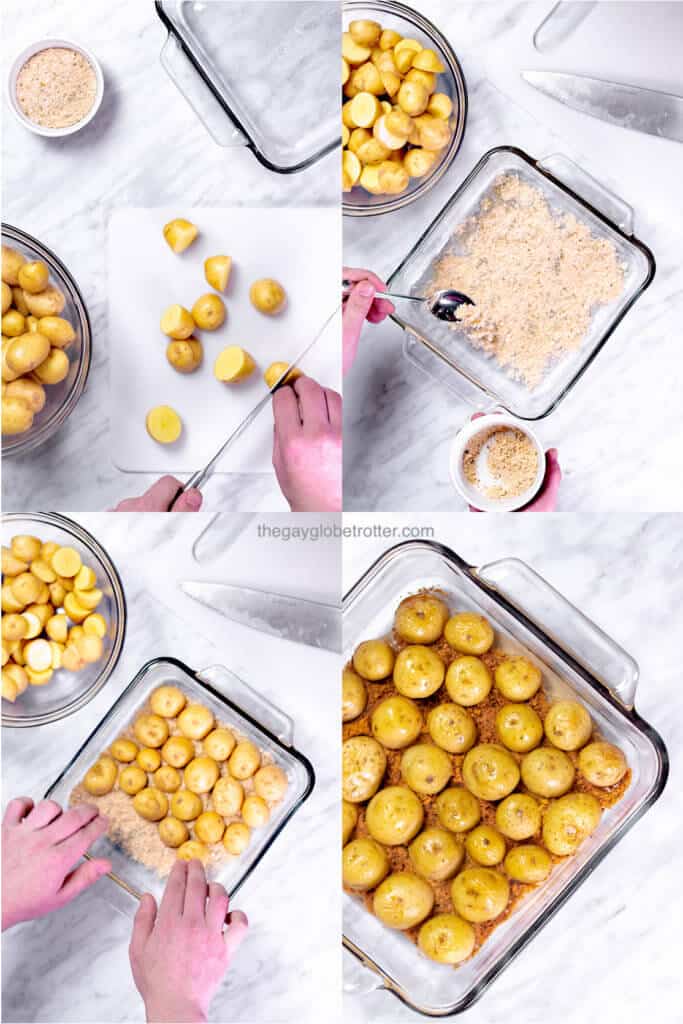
left=249, top=279, right=286, bottom=315
left=166, top=338, right=203, bottom=373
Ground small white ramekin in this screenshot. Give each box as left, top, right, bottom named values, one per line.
left=450, top=413, right=546, bottom=512
left=6, top=37, right=104, bottom=138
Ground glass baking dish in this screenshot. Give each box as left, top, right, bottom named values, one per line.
left=154, top=0, right=339, bottom=174
left=388, top=146, right=655, bottom=420
left=342, top=0, right=468, bottom=217
left=45, top=657, right=315, bottom=914
left=342, top=540, right=668, bottom=1017
left=2, top=512, right=126, bottom=729
left=2, top=224, right=92, bottom=456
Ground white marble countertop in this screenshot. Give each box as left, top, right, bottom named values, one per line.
left=2, top=0, right=338, bottom=514
left=2, top=512, right=341, bottom=1023
left=344, top=0, right=683, bottom=511
left=342, top=511, right=682, bottom=1024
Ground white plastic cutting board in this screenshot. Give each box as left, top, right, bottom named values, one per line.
left=108, top=207, right=340, bottom=474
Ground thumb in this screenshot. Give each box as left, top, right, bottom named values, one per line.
left=58, top=856, right=111, bottom=904
left=224, top=909, right=249, bottom=959
left=343, top=281, right=375, bottom=376
left=172, top=488, right=203, bottom=512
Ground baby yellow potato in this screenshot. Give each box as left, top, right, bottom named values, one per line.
left=413, top=48, right=445, bottom=73
left=412, top=114, right=451, bottom=151
left=150, top=685, right=186, bottom=718
left=378, top=160, right=410, bottom=195
left=5, top=378, right=46, bottom=414
left=2, top=546, right=28, bottom=576
left=397, top=79, right=429, bottom=116
left=69, top=626, right=85, bottom=646
left=405, top=68, right=437, bottom=94
left=48, top=581, right=66, bottom=606
left=61, top=642, right=84, bottom=672
left=21, top=611, right=43, bottom=639
left=380, top=70, right=401, bottom=97
left=380, top=28, right=402, bottom=49
left=162, top=735, right=195, bottom=768
left=249, top=278, right=287, bottom=315
left=2, top=245, right=26, bottom=285
left=24, top=637, right=54, bottom=672
left=38, top=316, right=76, bottom=348
left=26, top=316, right=39, bottom=332
left=64, top=592, right=90, bottom=623
left=111, top=738, right=139, bottom=762
left=176, top=839, right=209, bottom=863
left=74, top=587, right=103, bottom=610
left=75, top=634, right=103, bottom=664
left=154, top=765, right=182, bottom=793
left=203, top=727, right=236, bottom=761
left=342, top=99, right=356, bottom=129
left=194, top=811, right=225, bottom=844
left=6, top=332, right=51, bottom=374
left=26, top=665, right=54, bottom=685
left=133, top=788, right=169, bottom=822
left=2, top=310, right=26, bottom=337
left=83, top=756, right=117, bottom=795
left=11, top=572, right=43, bottom=606
left=34, top=348, right=70, bottom=385
left=373, top=114, right=408, bottom=151
left=23, top=285, right=65, bottom=318
left=158, top=817, right=189, bottom=848
left=404, top=148, right=438, bottom=178
left=2, top=397, right=33, bottom=435
left=134, top=713, right=170, bottom=748
left=2, top=614, right=27, bottom=642
left=137, top=747, right=162, bottom=772
left=51, top=546, right=82, bottom=578
left=119, top=765, right=148, bottom=796
left=356, top=137, right=390, bottom=165
left=49, top=640, right=64, bottom=669
left=26, top=602, right=53, bottom=627
left=1, top=585, right=24, bottom=613
left=342, top=57, right=350, bottom=86
left=146, top=405, right=182, bottom=444
left=204, top=255, right=232, bottom=293
left=3, top=663, right=28, bottom=700
left=342, top=149, right=362, bottom=191
left=160, top=304, right=194, bottom=340
left=170, top=789, right=203, bottom=821
left=17, top=260, right=49, bottom=294
left=185, top=755, right=220, bottom=794
left=341, top=124, right=350, bottom=147
left=348, top=127, right=370, bottom=154
left=349, top=91, right=381, bottom=127
left=394, top=47, right=418, bottom=75
left=223, top=821, right=250, bottom=855
left=214, top=346, right=256, bottom=383
left=242, top=794, right=270, bottom=828
left=349, top=19, right=381, bottom=47
left=229, top=740, right=261, bottom=780
left=1, top=281, right=12, bottom=314
left=345, top=62, right=383, bottom=98
left=254, top=764, right=288, bottom=803
left=72, top=565, right=95, bottom=591
left=2, top=340, right=21, bottom=384
left=177, top=703, right=215, bottom=740
left=163, top=218, right=198, bottom=254
left=342, top=32, right=371, bottom=65
left=12, top=287, right=30, bottom=315
left=191, top=294, right=225, bottom=331
left=211, top=776, right=244, bottom=817
left=428, top=92, right=453, bottom=120
left=263, top=362, right=302, bottom=389
left=2, top=673, right=18, bottom=702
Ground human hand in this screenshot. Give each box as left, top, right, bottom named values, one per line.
left=112, top=476, right=203, bottom=512
left=272, top=375, right=342, bottom=512
left=129, top=859, right=248, bottom=1024
left=2, top=798, right=111, bottom=931
left=342, top=267, right=394, bottom=375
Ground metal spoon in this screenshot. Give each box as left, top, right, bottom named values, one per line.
left=342, top=279, right=474, bottom=323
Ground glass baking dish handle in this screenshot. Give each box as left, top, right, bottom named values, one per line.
left=160, top=34, right=248, bottom=148
left=343, top=948, right=386, bottom=996
left=402, top=328, right=497, bottom=412
left=198, top=664, right=295, bottom=746
left=538, top=153, right=634, bottom=235
left=476, top=558, right=639, bottom=709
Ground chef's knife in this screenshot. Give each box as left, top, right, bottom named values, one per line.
left=172, top=305, right=340, bottom=502
left=180, top=581, right=341, bottom=652
left=522, top=70, right=683, bottom=143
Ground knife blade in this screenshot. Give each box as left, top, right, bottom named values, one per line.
left=180, top=581, right=341, bottom=652
left=522, top=70, right=683, bottom=143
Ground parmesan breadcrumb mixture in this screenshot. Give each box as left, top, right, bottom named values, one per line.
left=431, top=175, right=626, bottom=388
left=463, top=426, right=539, bottom=501
left=16, top=47, right=97, bottom=129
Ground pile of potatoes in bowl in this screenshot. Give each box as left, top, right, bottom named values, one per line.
left=342, top=19, right=455, bottom=196
left=2, top=245, right=76, bottom=436
left=82, top=685, right=289, bottom=865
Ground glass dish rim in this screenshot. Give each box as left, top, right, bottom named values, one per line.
left=44, top=655, right=316, bottom=900
left=1, top=511, right=127, bottom=728
left=153, top=0, right=339, bottom=175
left=386, top=145, right=657, bottom=420
left=342, top=0, right=469, bottom=218
left=2, top=223, right=92, bottom=456
left=341, top=538, right=669, bottom=1017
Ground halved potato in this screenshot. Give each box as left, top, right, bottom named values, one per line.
left=146, top=405, right=182, bottom=444
left=163, top=218, right=198, bottom=254
left=214, top=347, right=256, bottom=382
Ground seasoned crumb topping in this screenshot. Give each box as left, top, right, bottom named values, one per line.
left=463, top=426, right=539, bottom=501
left=16, top=47, right=97, bottom=129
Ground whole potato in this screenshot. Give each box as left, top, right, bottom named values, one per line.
left=2, top=310, right=26, bottom=337
left=17, top=260, right=49, bottom=294
left=133, top=787, right=169, bottom=822
left=5, top=378, right=46, bottom=413
left=401, top=742, right=452, bottom=795
left=393, top=644, right=444, bottom=699
left=462, top=743, right=519, bottom=801
left=38, top=316, right=76, bottom=348
left=451, top=867, right=509, bottom=923
left=377, top=160, right=409, bottom=195
left=2, top=397, right=33, bottom=435
left=133, top=713, right=170, bottom=748
left=150, top=685, right=186, bottom=718
left=249, top=279, right=287, bottom=316
left=544, top=700, right=592, bottom=751
left=191, top=293, right=226, bottom=331
left=6, top=333, right=50, bottom=374
left=409, top=826, right=464, bottom=881
left=394, top=594, right=449, bottom=643
left=212, top=776, right=244, bottom=817
left=184, top=755, right=219, bottom=794
left=418, top=913, right=475, bottom=965
left=352, top=638, right=394, bottom=680
left=119, top=765, right=148, bottom=796
left=34, top=348, right=70, bottom=385
left=542, top=792, right=602, bottom=856
left=445, top=656, right=492, bottom=707
left=228, top=740, right=261, bottom=780
left=203, top=727, right=236, bottom=762
left=342, top=735, right=387, bottom=803
left=495, top=793, right=541, bottom=840
left=427, top=702, right=477, bottom=754
left=23, top=285, right=66, bottom=318
left=365, top=785, right=423, bottom=845
left=435, top=786, right=480, bottom=833
left=1, top=281, right=12, bottom=314
left=504, top=844, right=551, bottom=883
left=83, top=755, right=117, bottom=796
left=342, top=666, right=367, bottom=722
left=342, top=800, right=358, bottom=846
left=495, top=703, right=543, bottom=753
left=373, top=872, right=434, bottom=930
left=158, top=817, right=189, bottom=848
left=254, top=763, right=288, bottom=803
left=397, top=80, right=429, bottom=116
left=12, top=287, right=30, bottom=315
left=2, top=245, right=26, bottom=286
left=495, top=657, right=542, bottom=701
left=444, top=612, right=494, bottom=655
left=343, top=837, right=389, bottom=891
left=412, top=114, right=452, bottom=151
left=520, top=747, right=575, bottom=798
left=578, top=741, right=627, bottom=787
left=371, top=694, right=422, bottom=749
left=166, top=338, right=203, bottom=373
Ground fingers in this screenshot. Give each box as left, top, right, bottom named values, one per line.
left=24, top=799, right=63, bottom=830
left=272, top=386, right=302, bottom=444
left=159, top=860, right=187, bottom=922
left=342, top=281, right=376, bottom=376
left=130, top=893, right=157, bottom=958
left=324, top=388, right=342, bottom=430
left=183, top=859, right=208, bottom=921
left=141, top=476, right=184, bottom=511
left=206, top=882, right=230, bottom=932
left=57, top=856, right=111, bottom=905
left=48, top=803, right=101, bottom=843
left=224, top=909, right=249, bottom=959
left=294, top=376, right=329, bottom=430
left=343, top=267, right=388, bottom=293
left=172, top=488, right=203, bottom=512
left=57, top=813, right=109, bottom=863
left=3, top=796, right=34, bottom=826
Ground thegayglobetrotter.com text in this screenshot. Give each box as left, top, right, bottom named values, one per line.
left=256, top=522, right=435, bottom=542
